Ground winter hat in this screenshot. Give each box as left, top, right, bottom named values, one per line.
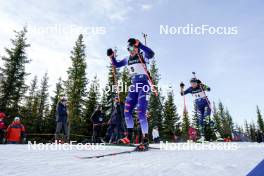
left=60, top=96, right=67, bottom=102
left=14, top=117, right=20, bottom=121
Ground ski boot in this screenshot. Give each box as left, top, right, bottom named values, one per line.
left=135, top=134, right=149, bottom=152
left=119, top=128, right=133, bottom=145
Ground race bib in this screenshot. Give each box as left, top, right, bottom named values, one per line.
left=193, top=91, right=206, bottom=99
left=128, top=63, right=146, bottom=76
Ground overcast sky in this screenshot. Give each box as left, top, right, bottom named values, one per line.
left=0, top=0, right=263, bottom=125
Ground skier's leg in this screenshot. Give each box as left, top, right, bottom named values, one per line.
left=197, top=103, right=205, bottom=137
left=120, top=90, right=138, bottom=143
left=124, top=91, right=138, bottom=129
left=204, top=104, right=211, bottom=118
left=137, top=90, right=149, bottom=135
left=136, top=89, right=150, bottom=151
left=138, top=127, right=142, bottom=143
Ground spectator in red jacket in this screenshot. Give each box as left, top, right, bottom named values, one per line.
left=6, top=117, right=26, bottom=144
left=0, top=112, right=7, bottom=144
left=188, top=127, right=197, bottom=141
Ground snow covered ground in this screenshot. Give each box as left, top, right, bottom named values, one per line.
left=0, top=142, right=263, bottom=176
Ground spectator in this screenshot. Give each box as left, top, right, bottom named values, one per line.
left=188, top=127, right=197, bottom=141
left=55, top=96, right=69, bottom=143
left=6, top=117, right=26, bottom=144
left=104, top=98, right=119, bottom=143
left=152, top=126, right=160, bottom=143
left=0, top=112, right=7, bottom=144
left=90, top=105, right=105, bottom=143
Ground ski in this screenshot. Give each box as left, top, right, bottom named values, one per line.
left=75, top=149, right=138, bottom=159
left=75, top=144, right=160, bottom=159
left=103, top=143, right=160, bottom=150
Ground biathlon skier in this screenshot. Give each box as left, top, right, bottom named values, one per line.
left=107, top=38, right=155, bottom=151
left=180, top=78, right=211, bottom=142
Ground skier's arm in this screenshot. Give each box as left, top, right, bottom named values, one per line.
left=139, top=43, right=155, bottom=59
left=111, top=57, right=128, bottom=68
left=107, top=48, right=128, bottom=68
left=181, top=87, right=192, bottom=96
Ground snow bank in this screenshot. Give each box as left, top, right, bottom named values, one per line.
left=0, top=142, right=263, bottom=176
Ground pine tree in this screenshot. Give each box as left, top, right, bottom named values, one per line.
left=181, top=109, right=190, bottom=140
left=212, top=102, right=222, bottom=136
left=102, top=64, right=118, bottom=119
left=204, top=114, right=216, bottom=141
left=245, top=120, right=250, bottom=136
left=22, top=76, right=38, bottom=133
left=83, top=75, right=100, bottom=136
left=65, top=34, right=87, bottom=137
left=31, top=92, right=40, bottom=133
left=191, top=103, right=199, bottom=129
left=148, top=60, right=163, bottom=136
left=37, top=73, right=49, bottom=131
left=249, top=122, right=257, bottom=142
left=226, top=109, right=233, bottom=135
left=0, top=27, right=30, bottom=112
left=32, top=73, right=49, bottom=133
left=256, top=106, right=264, bottom=133
left=163, top=90, right=180, bottom=141
left=218, top=101, right=225, bottom=137
left=25, top=76, right=38, bottom=115
left=222, top=109, right=233, bottom=138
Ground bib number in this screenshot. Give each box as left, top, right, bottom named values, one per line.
left=193, top=92, right=206, bottom=99
left=130, top=66, right=134, bottom=73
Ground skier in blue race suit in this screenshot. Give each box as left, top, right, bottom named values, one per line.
left=180, top=78, right=211, bottom=142
left=107, top=38, right=155, bottom=151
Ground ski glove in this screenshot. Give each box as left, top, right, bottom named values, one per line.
left=107, top=48, right=114, bottom=57
left=180, top=82, right=185, bottom=88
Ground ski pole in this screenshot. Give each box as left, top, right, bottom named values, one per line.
left=142, top=33, right=147, bottom=46
left=192, top=72, right=212, bottom=111
left=136, top=52, right=158, bottom=97
left=109, top=47, right=120, bottom=102
left=180, top=82, right=187, bottom=113
left=136, top=34, right=158, bottom=97
left=138, top=34, right=165, bottom=111
left=183, top=90, right=187, bottom=113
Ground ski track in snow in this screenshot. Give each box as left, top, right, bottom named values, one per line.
left=0, top=143, right=263, bottom=176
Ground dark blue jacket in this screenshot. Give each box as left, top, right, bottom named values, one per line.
left=90, top=110, right=105, bottom=125
left=56, top=102, right=68, bottom=123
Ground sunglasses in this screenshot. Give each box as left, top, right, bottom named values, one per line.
left=127, top=46, right=135, bottom=51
